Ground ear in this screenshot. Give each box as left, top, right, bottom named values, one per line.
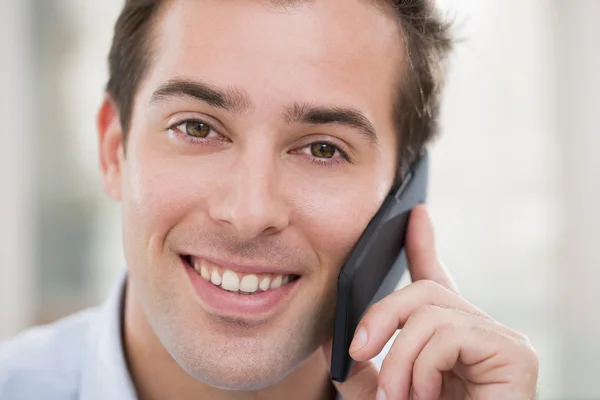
left=97, top=96, right=125, bottom=202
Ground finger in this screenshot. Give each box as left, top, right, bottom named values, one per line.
left=349, top=280, right=487, bottom=362
left=411, top=323, right=537, bottom=400
left=320, top=338, right=379, bottom=400
left=378, top=305, right=521, bottom=400
left=406, top=205, right=458, bottom=293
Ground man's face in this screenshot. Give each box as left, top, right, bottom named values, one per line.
left=109, top=0, right=402, bottom=390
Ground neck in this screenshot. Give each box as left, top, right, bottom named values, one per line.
left=122, top=278, right=337, bottom=400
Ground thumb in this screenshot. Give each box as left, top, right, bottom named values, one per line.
left=406, top=205, right=459, bottom=293
left=320, top=338, right=380, bottom=400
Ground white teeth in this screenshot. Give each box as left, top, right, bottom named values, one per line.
left=270, top=275, right=282, bottom=289
left=240, top=274, right=259, bottom=293
left=210, top=270, right=222, bottom=286
left=259, top=277, right=271, bottom=291
left=200, top=265, right=210, bottom=281
left=221, top=270, right=240, bottom=292
left=191, top=258, right=294, bottom=293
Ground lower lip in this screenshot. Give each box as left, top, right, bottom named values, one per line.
left=183, top=258, right=300, bottom=319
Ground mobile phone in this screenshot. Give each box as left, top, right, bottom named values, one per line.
left=330, top=150, right=429, bottom=382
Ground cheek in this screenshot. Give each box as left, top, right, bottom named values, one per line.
left=120, top=142, right=217, bottom=255
left=291, top=178, right=387, bottom=275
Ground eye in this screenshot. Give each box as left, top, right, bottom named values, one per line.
left=296, top=140, right=352, bottom=165
left=178, top=120, right=212, bottom=138
left=310, top=142, right=337, bottom=159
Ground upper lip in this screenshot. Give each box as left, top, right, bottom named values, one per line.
left=184, top=254, right=302, bottom=276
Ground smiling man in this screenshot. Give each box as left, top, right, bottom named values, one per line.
left=0, top=1, right=539, bottom=399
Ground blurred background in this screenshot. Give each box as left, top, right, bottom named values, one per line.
left=0, top=0, right=598, bottom=399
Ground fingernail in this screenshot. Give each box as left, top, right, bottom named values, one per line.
left=376, top=387, right=387, bottom=400
left=349, top=327, right=368, bottom=352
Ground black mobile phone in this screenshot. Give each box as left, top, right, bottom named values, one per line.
left=330, top=150, right=429, bottom=382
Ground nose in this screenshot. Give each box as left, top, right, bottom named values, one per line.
left=208, top=153, right=290, bottom=241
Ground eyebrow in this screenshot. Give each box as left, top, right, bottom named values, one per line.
left=151, top=79, right=378, bottom=144
left=285, top=102, right=378, bottom=144
left=150, top=79, right=251, bottom=115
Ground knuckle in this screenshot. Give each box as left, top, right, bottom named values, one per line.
left=470, top=324, right=496, bottom=341
left=510, top=329, right=536, bottom=349
left=414, top=304, right=443, bottom=321
left=437, top=321, right=461, bottom=337
left=412, top=352, right=428, bottom=374
left=376, top=365, right=393, bottom=387
left=526, top=345, right=540, bottom=368
left=472, top=310, right=494, bottom=321
left=518, top=336, right=540, bottom=368
left=530, top=349, right=540, bottom=372
left=516, top=331, right=533, bottom=345
left=361, top=301, right=389, bottom=326
left=379, top=357, right=404, bottom=387
left=513, top=339, right=540, bottom=378
left=367, top=300, right=387, bottom=318
left=415, top=279, right=443, bottom=294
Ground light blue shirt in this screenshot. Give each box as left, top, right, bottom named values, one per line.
left=0, top=274, right=137, bottom=400
left=0, top=274, right=349, bottom=400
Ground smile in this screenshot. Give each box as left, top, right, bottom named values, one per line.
left=185, top=255, right=300, bottom=295
left=181, top=255, right=302, bottom=318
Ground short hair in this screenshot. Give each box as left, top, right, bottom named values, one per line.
left=106, top=0, right=453, bottom=175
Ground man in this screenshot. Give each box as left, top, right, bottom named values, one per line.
left=0, top=0, right=539, bottom=399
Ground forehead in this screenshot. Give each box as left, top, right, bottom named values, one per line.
left=140, top=0, right=404, bottom=121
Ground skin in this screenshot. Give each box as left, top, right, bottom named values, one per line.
left=97, top=0, right=539, bottom=399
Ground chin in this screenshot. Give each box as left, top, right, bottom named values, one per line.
left=170, top=339, right=308, bottom=391
left=140, top=260, right=338, bottom=392
left=189, top=366, right=291, bottom=391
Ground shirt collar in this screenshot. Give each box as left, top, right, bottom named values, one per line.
left=79, top=271, right=137, bottom=400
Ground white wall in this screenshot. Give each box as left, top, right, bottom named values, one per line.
left=0, top=0, right=37, bottom=338
left=555, top=1, right=600, bottom=397
left=433, top=1, right=560, bottom=396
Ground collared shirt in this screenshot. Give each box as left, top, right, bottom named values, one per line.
left=0, top=273, right=137, bottom=400
left=0, top=273, right=357, bottom=400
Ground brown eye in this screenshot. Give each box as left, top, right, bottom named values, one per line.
left=310, top=142, right=337, bottom=159
left=184, top=120, right=211, bottom=138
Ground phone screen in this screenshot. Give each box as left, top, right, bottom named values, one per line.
left=330, top=151, right=429, bottom=382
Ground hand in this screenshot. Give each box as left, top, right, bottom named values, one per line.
left=321, top=205, right=539, bottom=400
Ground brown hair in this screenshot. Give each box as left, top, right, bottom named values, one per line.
left=106, top=0, right=453, bottom=174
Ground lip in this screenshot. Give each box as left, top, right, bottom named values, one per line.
left=182, top=256, right=301, bottom=320
left=189, top=254, right=302, bottom=276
